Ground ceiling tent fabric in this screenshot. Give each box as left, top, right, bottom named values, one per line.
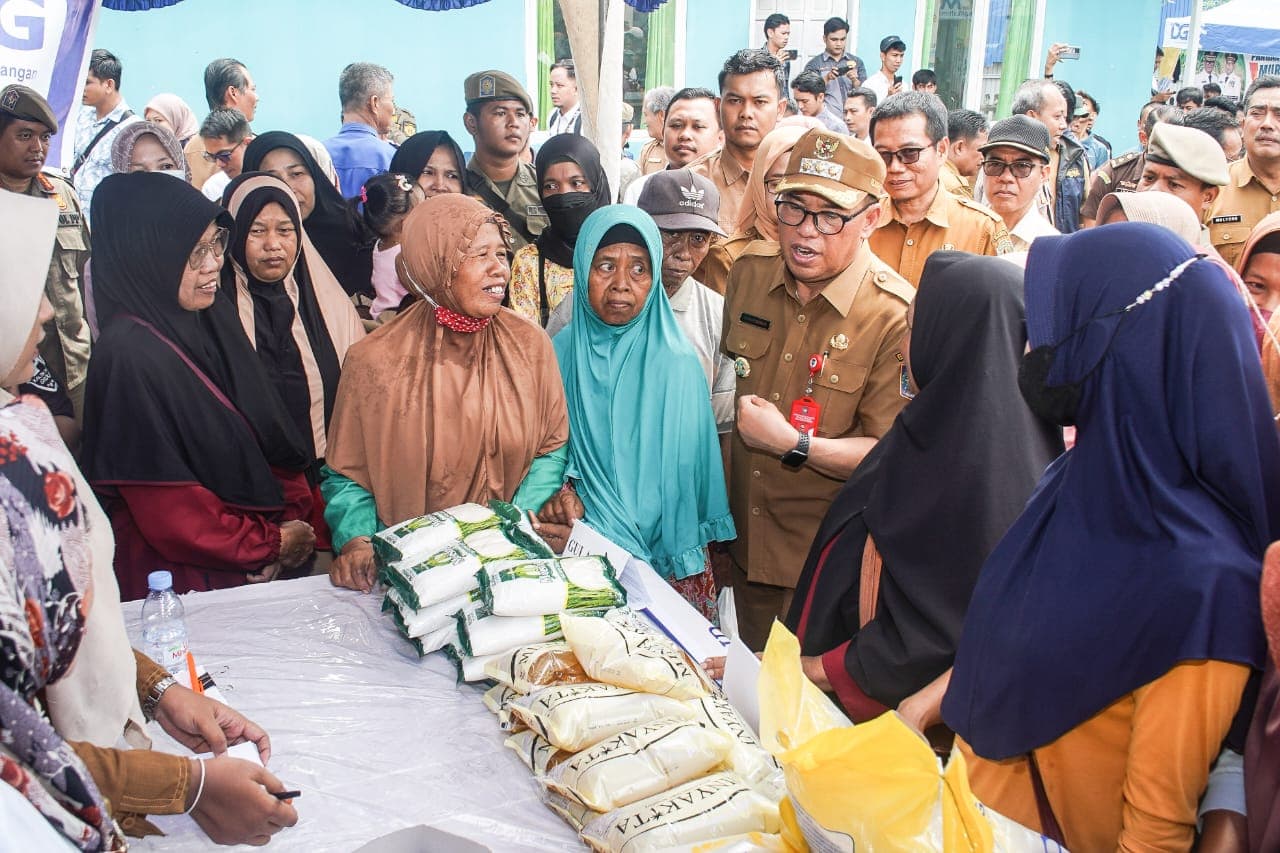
left=104, top=0, right=671, bottom=10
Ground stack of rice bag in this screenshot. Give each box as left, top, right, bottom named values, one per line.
left=375, top=501, right=628, bottom=679
left=486, top=609, right=788, bottom=852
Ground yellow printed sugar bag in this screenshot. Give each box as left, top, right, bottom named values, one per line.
left=759, top=623, right=1064, bottom=853
left=542, top=717, right=734, bottom=812
left=508, top=682, right=698, bottom=753
left=562, top=609, right=713, bottom=700
left=543, top=789, right=603, bottom=832
left=663, top=833, right=792, bottom=852
left=483, top=641, right=593, bottom=692
left=686, top=694, right=787, bottom=803
left=579, top=771, right=780, bottom=853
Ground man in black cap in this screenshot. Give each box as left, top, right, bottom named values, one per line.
left=979, top=115, right=1058, bottom=251
left=462, top=70, right=547, bottom=251
left=865, top=36, right=906, bottom=105
left=0, top=84, right=91, bottom=421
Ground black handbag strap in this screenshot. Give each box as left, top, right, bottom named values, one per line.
left=71, top=109, right=135, bottom=180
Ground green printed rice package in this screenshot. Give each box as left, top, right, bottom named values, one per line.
left=441, top=645, right=503, bottom=683
left=456, top=607, right=612, bottom=658
left=479, top=556, right=625, bottom=617
left=388, top=599, right=487, bottom=657
left=464, top=527, right=538, bottom=562
left=384, top=586, right=483, bottom=639
left=371, top=503, right=498, bottom=565
left=579, top=771, right=780, bottom=853
left=562, top=610, right=713, bottom=700
left=542, top=717, right=734, bottom=812
left=508, top=682, right=699, bottom=753
left=503, top=729, right=573, bottom=776
left=686, top=695, right=787, bottom=803
left=378, top=542, right=483, bottom=610
left=483, top=641, right=593, bottom=692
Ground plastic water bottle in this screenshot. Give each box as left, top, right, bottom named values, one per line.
left=141, top=570, right=189, bottom=675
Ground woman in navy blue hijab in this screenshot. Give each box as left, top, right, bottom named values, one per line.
left=941, top=223, right=1280, bottom=852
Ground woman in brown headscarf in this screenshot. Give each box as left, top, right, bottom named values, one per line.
left=321, top=194, right=570, bottom=591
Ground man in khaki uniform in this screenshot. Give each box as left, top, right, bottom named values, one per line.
left=0, top=85, right=90, bottom=418
left=1209, top=76, right=1280, bottom=268
left=638, top=86, right=674, bottom=175
left=462, top=70, right=547, bottom=251
left=868, top=92, right=1011, bottom=286
left=1080, top=101, right=1180, bottom=227
left=689, top=49, right=784, bottom=234
left=722, top=128, right=914, bottom=650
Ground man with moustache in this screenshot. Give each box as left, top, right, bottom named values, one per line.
left=720, top=128, right=913, bottom=650
left=1209, top=76, right=1280, bottom=267
left=689, top=49, right=784, bottom=234
left=979, top=115, right=1058, bottom=251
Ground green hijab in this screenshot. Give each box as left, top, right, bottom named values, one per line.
left=553, top=206, right=735, bottom=579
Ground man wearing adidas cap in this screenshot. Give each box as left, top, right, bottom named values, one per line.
left=721, top=128, right=914, bottom=651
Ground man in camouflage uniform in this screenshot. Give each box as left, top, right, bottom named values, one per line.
left=0, top=85, right=90, bottom=419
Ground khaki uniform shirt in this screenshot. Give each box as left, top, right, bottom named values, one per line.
left=23, top=174, right=91, bottom=396
left=1080, top=150, right=1145, bottom=222
left=1209, top=158, right=1280, bottom=269
left=638, top=138, right=668, bottom=176
left=183, top=134, right=218, bottom=191
left=465, top=160, right=548, bottom=251
left=688, top=148, right=750, bottom=236
left=721, top=247, right=913, bottom=588
left=869, top=184, right=1012, bottom=287
left=940, top=158, right=974, bottom=199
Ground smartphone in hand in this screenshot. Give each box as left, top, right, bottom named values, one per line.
left=1060, top=45, right=1081, bottom=60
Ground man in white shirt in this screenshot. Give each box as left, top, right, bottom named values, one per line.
left=864, top=36, right=906, bottom=106
left=980, top=115, right=1059, bottom=251
left=1193, top=52, right=1220, bottom=90
left=72, top=49, right=140, bottom=221
left=1220, top=54, right=1243, bottom=101
left=547, top=60, right=582, bottom=136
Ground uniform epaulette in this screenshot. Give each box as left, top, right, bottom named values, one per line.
left=1109, top=150, right=1141, bottom=168
left=870, top=264, right=916, bottom=302
left=956, top=195, right=1004, bottom=223
left=36, top=172, right=59, bottom=193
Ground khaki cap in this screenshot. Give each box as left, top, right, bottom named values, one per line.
left=774, top=129, right=886, bottom=210
left=0, top=85, right=57, bottom=133
left=464, top=70, right=533, bottom=114
left=1146, top=122, right=1229, bottom=187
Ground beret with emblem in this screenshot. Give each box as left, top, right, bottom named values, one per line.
left=774, top=129, right=886, bottom=210
left=464, top=70, right=533, bottom=114
left=0, top=84, right=57, bottom=134
left=1146, top=122, right=1229, bottom=187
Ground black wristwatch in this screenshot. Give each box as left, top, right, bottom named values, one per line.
left=780, top=430, right=810, bottom=469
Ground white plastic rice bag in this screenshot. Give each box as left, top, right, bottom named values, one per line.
left=484, top=641, right=592, bottom=692
left=372, top=503, right=498, bottom=565
left=389, top=599, right=486, bottom=657
left=504, top=729, right=573, bottom=776
left=483, top=683, right=521, bottom=719
left=379, top=542, right=483, bottom=610
left=543, top=789, right=603, bottom=832
left=662, top=833, right=791, bottom=852
left=509, top=682, right=699, bottom=753
left=479, top=556, right=626, bottom=617
left=562, top=610, right=712, bottom=700
left=579, top=772, right=780, bottom=853
left=457, top=613, right=567, bottom=658
left=542, top=717, right=734, bottom=812
left=442, top=646, right=503, bottom=682
left=464, top=527, right=534, bottom=561
left=384, top=586, right=483, bottom=639
left=687, top=695, right=787, bottom=803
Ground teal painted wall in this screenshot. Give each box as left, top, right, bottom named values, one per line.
left=683, top=0, right=753, bottom=95
left=93, top=0, right=531, bottom=149
left=856, top=4, right=920, bottom=78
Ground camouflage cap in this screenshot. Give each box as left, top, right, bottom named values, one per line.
left=464, top=70, right=533, bottom=114
left=0, top=85, right=57, bottom=133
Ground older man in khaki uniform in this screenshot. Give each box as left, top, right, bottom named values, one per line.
left=0, top=85, right=91, bottom=418
left=722, top=128, right=914, bottom=650
left=1209, top=76, right=1280, bottom=268
left=462, top=70, right=547, bottom=251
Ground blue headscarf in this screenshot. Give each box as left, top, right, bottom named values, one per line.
left=553, top=206, right=735, bottom=579
left=943, top=223, right=1280, bottom=760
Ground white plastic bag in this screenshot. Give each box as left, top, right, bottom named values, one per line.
left=562, top=610, right=712, bottom=700
left=508, top=682, right=699, bottom=752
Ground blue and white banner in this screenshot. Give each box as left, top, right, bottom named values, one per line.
left=0, top=0, right=102, bottom=169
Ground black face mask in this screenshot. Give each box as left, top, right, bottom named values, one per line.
left=543, top=192, right=596, bottom=242
left=1018, top=344, right=1082, bottom=427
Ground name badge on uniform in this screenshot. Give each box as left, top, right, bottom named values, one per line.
left=739, top=312, right=770, bottom=330
left=1211, top=214, right=1243, bottom=224
left=527, top=203, right=547, bottom=218
left=58, top=212, right=80, bottom=228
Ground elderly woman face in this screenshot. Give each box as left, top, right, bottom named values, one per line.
left=128, top=132, right=179, bottom=173
left=450, top=222, right=511, bottom=318
left=259, top=148, right=316, bottom=219
left=244, top=201, right=299, bottom=284
left=178, top=222, right=227, bottom=311
left=588, top=241, right=652, bottom=325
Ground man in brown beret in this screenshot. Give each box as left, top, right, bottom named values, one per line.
left=0, top=84, right=91, bottom=421
left=720, top=128, right=914, bottom=651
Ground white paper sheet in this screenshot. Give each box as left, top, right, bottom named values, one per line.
left=721, top=639, right=763, bottom=736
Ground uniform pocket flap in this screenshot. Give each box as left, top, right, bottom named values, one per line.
left=725, top=320, right=772, bottom=359
left=813, top=358, right=868, bottom=395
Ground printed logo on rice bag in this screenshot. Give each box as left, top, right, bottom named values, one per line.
left=372, top=503, right=499, bottom=565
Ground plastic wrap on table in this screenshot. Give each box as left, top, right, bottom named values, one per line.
left=121, top=575, right=583, bottom=852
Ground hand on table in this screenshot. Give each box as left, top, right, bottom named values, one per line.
left=156, top=684, right=272, bottom=764
left=278, top=520, right=316, bottom=569
left=330, top=536, right=377, bottom=592
left=737, top=395, right=797, bottom=457
left=189, top=756, right=298, bottom=846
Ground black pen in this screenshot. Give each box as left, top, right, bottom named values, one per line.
left=273, top=790, right=301, bottom=800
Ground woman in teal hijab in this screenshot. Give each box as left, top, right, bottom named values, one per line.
left=536, top=205, right=735, bottom=620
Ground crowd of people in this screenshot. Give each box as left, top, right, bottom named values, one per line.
left=4, top=16, right=1280, bottom=849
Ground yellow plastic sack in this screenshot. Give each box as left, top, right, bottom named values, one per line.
left=758, top=622, right=1065, bottom=853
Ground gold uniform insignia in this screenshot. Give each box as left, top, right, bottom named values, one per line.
left=813, top=135, right=840, bottom=160
left=733, top=357, right=751, bottom=378
left=829, top=333, right=849, bottom=351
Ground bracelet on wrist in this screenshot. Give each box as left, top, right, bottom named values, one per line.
left=184, top=757, right=207, bottom=815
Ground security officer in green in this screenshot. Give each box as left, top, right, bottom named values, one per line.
left=462, top=70, right=548, bottom=251
left=0, top=85, right=91, bottom=420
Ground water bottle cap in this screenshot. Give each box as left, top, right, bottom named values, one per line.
left=147, top=570, right=173, bottom=591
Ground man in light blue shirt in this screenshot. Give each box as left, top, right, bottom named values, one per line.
left=72, top=49, right=139, bottom=222
left=324, top=62, right=397, bottom=199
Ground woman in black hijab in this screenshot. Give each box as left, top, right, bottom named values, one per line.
left=82, top=172, right=317, bottom=599
left=508, top=134, right=611, bottom=326
left=388, top=130, right=466, bottom=199
left=782, top=252, right=1062, bottom=722
left=243, top=131, right=375, bottom=299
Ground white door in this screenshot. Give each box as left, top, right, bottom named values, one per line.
left=753, top=0, right=857, bottom=68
